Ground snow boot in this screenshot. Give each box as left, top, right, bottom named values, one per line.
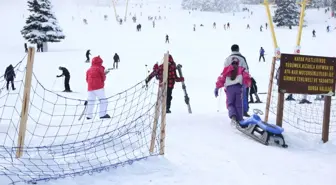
left=286, top=94, right=295, bottom=101
left=86, top=117, right=92, bottom=120
left=100, top=114, right=111, bottom=119
left=244, top=112, right=250, bottom=117
left=166, top=109, right=171, bottom=113
left=255, top=100, right=262, bottom=103
left=230, top=116, right=238, bottom=128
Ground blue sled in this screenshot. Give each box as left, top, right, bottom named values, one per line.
left=236, top=114, right=288, bottom=148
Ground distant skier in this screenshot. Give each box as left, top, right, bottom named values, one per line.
left=56, top=66, right=72, bottom=92
left=327, top=25, right=330, bottom=32
left=246, top=24, right=250, bottom=29
left=136, top=24, right=142, bottom=31
left=259, top=47, right=265, bottom=62
left=260, top=25, right=263, bottom=32
left=227, top=22, right=230, bottom=29
left=213, top=22, right=216, bottom=29
left=113, top=53, right=120, bottom=69
left=165, top=34, right=169, bottom=43
left=145, top=54, right=184, bottom=113
left=24, top=43, right=28, bottom=53
left=86, top=50, right=91, bottom=63
left=153, top=21, right=155, bottom=28
left=223, top=24, right=226, bottom=30
left=249, top=77, right=261, bottom=103
left=4, top=64, right=16, bottom=91
left=86, top=56, right=110, bottom=119
left=193, top=24, right=196, bottom=31
left=214, top=57, right=251, bottom=124
left=265, top=22, right=268, bottom=30
left=312, top=29, right=316, bottom=37
left=224, top=44, right=250, bottom=117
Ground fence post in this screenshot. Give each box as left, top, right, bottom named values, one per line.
left=264, top=57, right=276, bottom=122
left=159, top=51, right=169, bottom=155
left=16, top=47, right=35, bottom=158
left=322, top=96, right=331, bottom=143
left=276, top=92, right=284, bottom=127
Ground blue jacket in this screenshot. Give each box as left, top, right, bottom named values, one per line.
left=260, top=48, right=265, bottom=55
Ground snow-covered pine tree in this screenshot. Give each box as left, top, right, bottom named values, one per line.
left=332, top=0, right=336, bottom=17
left=308, top=0, right=325, bottom=8
left=21, top=0, right=65, bottom=51
left=181, top=0, right=239, bottom=13
left=273, top=0, right=301, bottom=27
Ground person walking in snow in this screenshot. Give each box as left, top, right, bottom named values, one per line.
left=259, top=47, right=265, bottom=62
left=213, top=22, right=216, bottom=29
left=56, top=66, right=72, bottom=92
left=86, top=56, right=110, bottom=120
left=249, top=77, right=261, bottom=103
left=265, top=22, right=268, bottom=30
left=113, top=53, right=120, bottom=69
left=4, top=64, right=16, bottom=91
left=145, top=54, right=184, bottom=113
left=24, top=43, right=28, bottom=53
left=260, top=25, right=263, bottom=32
left=86, top=50, right=91, bottom=63
left=312, top=29, right=316, bottom=37
left=224, top=44, right=250, bottom=117
left=165, top=34, right=169, bottom=43
left=246, top=24, right=250, bottom=29
left=215, top=57, right=251, bottom=124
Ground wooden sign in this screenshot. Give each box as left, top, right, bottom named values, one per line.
left=278, top=54, right=336, bottom=95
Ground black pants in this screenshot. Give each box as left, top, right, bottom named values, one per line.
left=6, top=80, right=15, bottom=90
left=259, top=55, right=265, bottom=62
left=113, top=61, right=118, bottom=69
left=165, top=39, right=169, bottom=43
left=86, top=56, right=90, bottom=62
left=167, top=87, right=173, bottom=111
left=64, top=76, right=71, bottom=91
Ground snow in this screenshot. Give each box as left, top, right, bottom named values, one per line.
left=0, top=0, right=336, bottom=184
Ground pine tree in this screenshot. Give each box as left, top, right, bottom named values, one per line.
left=21, top=0, right=65, bottom=45
left=181, top=0, right=239, bottom=13
left=332, top=0, right=336, bottom=17
left=273, top=0, right=301, bottom=27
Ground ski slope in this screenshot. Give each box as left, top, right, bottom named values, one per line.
left=0, top=0, right=336, bottom=184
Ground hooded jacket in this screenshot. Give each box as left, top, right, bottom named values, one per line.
left=216, top=62, right=251, bottom=89
left=86, top=56, right=106, bottom=91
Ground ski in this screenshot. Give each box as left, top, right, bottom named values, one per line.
left=176, top=64, right=192, bottom=114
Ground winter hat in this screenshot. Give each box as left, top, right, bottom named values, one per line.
left=231, top=44, right=239, bottom=52
left=92, top=55, right=103, bottom=64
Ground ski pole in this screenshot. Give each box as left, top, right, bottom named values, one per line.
left=51, top=78, right=57, bottom=90
left=217, top=88, right=222, bottom=112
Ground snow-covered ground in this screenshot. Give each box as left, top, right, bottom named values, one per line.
left=0, top=0, right=336, bottom=184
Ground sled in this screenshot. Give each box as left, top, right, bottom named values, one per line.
left=235, top=109, right=288, bottom=148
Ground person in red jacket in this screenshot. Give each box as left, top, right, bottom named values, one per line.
left=86, top=56, right=110, bottom=119
left=145, top=54, right=184, bottom=113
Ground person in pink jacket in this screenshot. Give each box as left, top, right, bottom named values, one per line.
left=214, top=57, right=251, bottom=123
left=86, top=56, right=110, bottom=120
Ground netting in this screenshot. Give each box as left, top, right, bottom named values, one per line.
left=268, top=58, right=336, bottom=134
left=0, top=56, right=166, bottom=184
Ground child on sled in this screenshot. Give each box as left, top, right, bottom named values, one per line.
left=214, top=57, right=251, bottom=124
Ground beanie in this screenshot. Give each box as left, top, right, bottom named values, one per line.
left=231, top=44, right=239, bottom=52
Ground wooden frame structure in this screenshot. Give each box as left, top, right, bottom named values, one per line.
left=16, top=47, right=35, bottom=158
left=149, top=52, right=169, bottom=155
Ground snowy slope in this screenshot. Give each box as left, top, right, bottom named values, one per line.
left=1, top=0, right=336, bottom=184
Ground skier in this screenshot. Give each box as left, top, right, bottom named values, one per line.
left=4, top=64, right=16, bottom=91
left=249, top=77, right=261, bottom=103
left=113, top=53, right=120, bottom=69
left=327, top=25, right=330, bottom=32
left=260, top=25, right=263, bottom=32
left=246, top=24, right=250, bottom=29
left=165, top=34, right=169, bottom=43
left=153, top=21, right=155, bottom=28
left=86, top=50, right=91, bottom=63
left=193, top=24, right=196, bottom=31
left=214, top=57, right=251, bottom=124
left=24, top=43, right=28, bottom=53
left=224, top=44, right=250, bottom=117
left=265, top=22, right=268, bottom=30
left=56, top=66, right=72, bottom=92
left=227, top=22, right=230, bottom=29
left=312, top=29, right=316, bottom=37
left=213, top=22, right=216, bottom=29
left=86, top=56, right=110, bottom=119
left=145, top=54, right=184, bottom=113
left=259, top=47, right=265, bottom=62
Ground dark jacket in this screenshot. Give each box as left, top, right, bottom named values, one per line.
left=113, top=54, right=120, bottom=62
left=57, top=67, right=70, bottom=78
left=86, top=50, right=91, bottom=57
left=250, top=78, right=258, bottom=94
left=4, top=65, right=15, bottom=81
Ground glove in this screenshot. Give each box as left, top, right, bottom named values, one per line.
left=84, top=101, right=88, bottom=106
left=56, top=75, right=60, bottom=78
left=214, top=88, right=219, bottom=97
left=177, top=77, right=184, bottom=82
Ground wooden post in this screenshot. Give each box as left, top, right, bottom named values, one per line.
left=159, top=52, right=169, bottom=155
left=322, top=96, right=331, bottom=143
left=16, top=47, right=35, bottom=158
left=149, top=86, right=162, bottom=153
left=111, top=0, right=118, bottom=21
left=124, top=0, right=130, bottom=21
left=276, top=92, right=284, bottom=127
left=264, top=57, right=276, bottom=122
